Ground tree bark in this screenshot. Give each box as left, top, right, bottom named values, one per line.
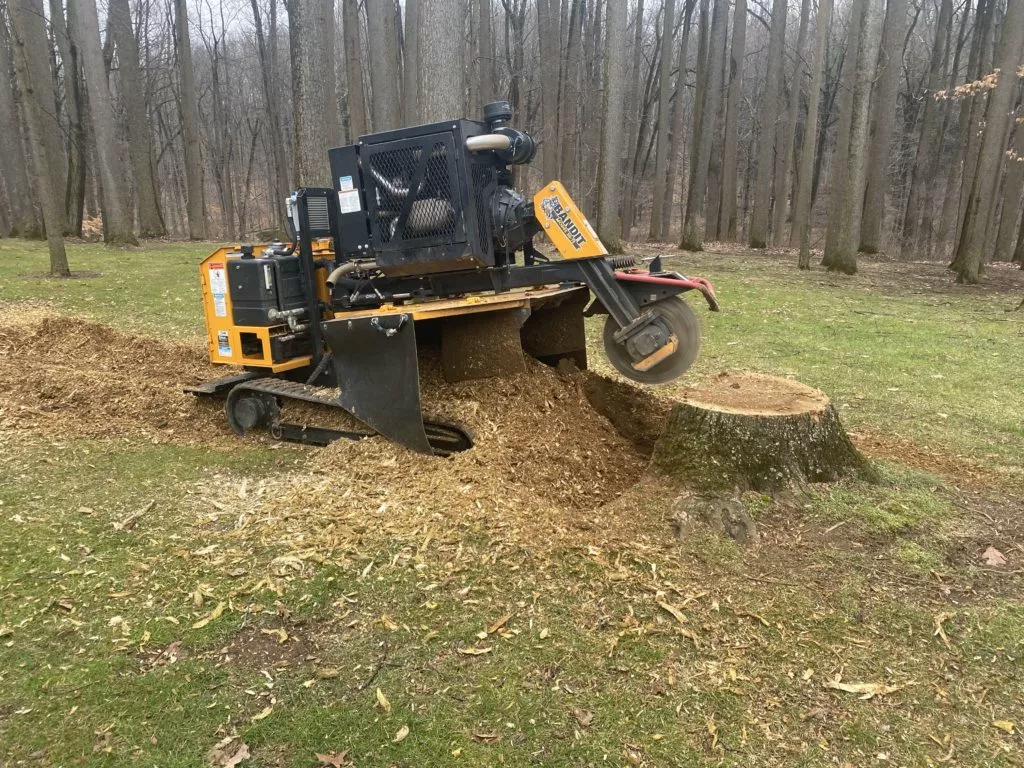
left=858, top=0, right=908, bottom=254
left=649, top=372, right=878, bottom=492
left=794, top=0, right=833, bottom=268
left=9, top=0, right=70, bottom=274
left=477, top=0, right=496, bottom=101
left=289, top=0, right=337, bottom=185
left=49, top=0, right=86, bottom=237
left=559, top=0, right=583, bottom=195
left=620, top=0, right=644, bottom=239
left=252, top=0, right=291, bottom=231
left=747, top=0, right=787, bottom=248
left=0, top=20, right=42, bottom=238
left=108, top=0, right=164, bottom=237
left=175, top=0, right=207, bottom=239
left=659, top=0, right=695, bottom=240
left=899, top=0, right=953, bottom=257
left=718, top=0, right=745, bottom=242
left=419, top=0, right=465, bottom=121
left=649, top=0, right=678, bottom=240
left=596, top=0, right=628, bottom=251
left=537, top=0, right=561, bottom=182
left=703, top=16, right=727, bottom=241
left=823, top=0, right=882, bottom=274
left=341, top=0, right=368, bottom=137
left=993, top=113, right=1024, bottom=260
left=950, top=0, right=1024, bottom=283
left=771, top=0, right=812, bottom=244
left=679, top=0, right=726, bottom=251
left=367, top=0, right=401, bottom=130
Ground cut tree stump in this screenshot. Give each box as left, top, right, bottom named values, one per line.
left=650, top=371, right=878, bottom=492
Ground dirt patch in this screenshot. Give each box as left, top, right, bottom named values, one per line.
left=212, top=624, right=319, bottom=670
left=0, top=310, right=231, bottom=443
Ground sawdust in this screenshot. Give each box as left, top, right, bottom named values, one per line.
left=0, top=308, right=228, bottom=442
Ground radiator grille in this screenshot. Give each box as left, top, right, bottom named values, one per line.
left=367, top=142, right=457, bottom=245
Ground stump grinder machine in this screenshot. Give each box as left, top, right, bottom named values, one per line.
left=189, top=102, right=719, bottom=454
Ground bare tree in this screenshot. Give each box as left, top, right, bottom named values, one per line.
left=175, top=0, right=207, bottom=239
left=559, top=0, right=583, bottom=192
left=596, top=0, right=627, bottom=251
left=899, top=0, right=953, bottom=256
left=9, top=0, right=69, bottom=273
left=659, top=0, right=695, bottom=240
left=368, top=0, right=401, bottom=130
left=650, top=0, right=677, bottom=240
left=108, top=0, right=164, bottom=237
left=793, top=0, right=833, bottom=267
left=48, top=0, right=86, bottom=236
left=420, top=0, right=465, bottom=120
left=859, top=0, right=909, bottom=253
left=823, top=0, right=883, bottom=273
left=679, top=0, right=726, bottom=250
left=72, top=0, right=137, bottom=245
left=342, top=0, right=368, bottom=137
left=288, top=0, right=338, bottom=185
left=0, top=18, right=42, bottom=238
left=771, top=0, right=812, bottom=243
left=718, top=0, right=745, bottom=241
left=748, top=0, right=787, bottom=247
left=537, top=0, right=561, bottom=181
left=994, top=112, right=1024, bottom=260
left=950, top=0, right=1024, bottom=283
left=477, top=0, right=496, bottom=100
left=251, top=0, right=290, bottom=230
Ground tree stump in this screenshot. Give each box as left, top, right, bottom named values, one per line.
left=650, top=372, right=878, bottom=492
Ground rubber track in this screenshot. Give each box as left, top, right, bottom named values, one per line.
left=227, top=377, right=473, bottom=455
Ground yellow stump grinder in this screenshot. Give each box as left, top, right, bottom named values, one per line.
left=189, top=102, right=719, bottom=454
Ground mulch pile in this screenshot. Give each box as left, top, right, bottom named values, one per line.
left=0, top=307, right=226, bottom=442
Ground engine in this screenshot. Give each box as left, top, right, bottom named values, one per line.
left=327, top=101, right=539, bottom=278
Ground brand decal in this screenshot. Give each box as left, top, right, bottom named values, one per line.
left=541, top=195, right=587, bottom=250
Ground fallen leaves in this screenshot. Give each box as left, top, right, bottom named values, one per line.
left=472, top=732, right=502, bottom=744
left=113, top=499, right=155, bottom=531
left=982, top=546, right=1007, bottom=567
left=250, top=706, right=273, bottom=723
left=457, top=646, right=492, bottom=656
left=315, top=752, right=350, bottom=767
left=657, top=600, right=688, bottom=625
left=393, top=725, right=409, bottom=743
left=572, top=708, right=595, bottom=728
left=375, top=688, right=391, bottom=713
left=824, top=676, right=903, bottom=700
left=192, top=601, right=226, bottom=629
left=993, top=720, right=1015, bottom=734
left=933, top=612, right=955, bottom=648
left=207, top=736, right=249, bottom=767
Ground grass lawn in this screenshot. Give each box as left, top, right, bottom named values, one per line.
left=1, top=238, right=1023, bottom=767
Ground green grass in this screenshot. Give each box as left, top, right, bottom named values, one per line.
left=2, top=238, right=1023, bottom=766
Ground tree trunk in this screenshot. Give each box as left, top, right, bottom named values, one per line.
left=252, top=0, right=291, bottom=231
left=899, top=0, right=953, bottom=257
left=679, top=0, right=726, bottom=251
left=993, top=114, right=1024, bottom=260
left=72, top=0, right=136, bottom=245
left=49, top=0, right=87, bottom=237
left=108, top=0, right=164, bottom=237
left=537, top=0, right=561, bottom=182
left=660, top=0, right=696, bottom=240
left=649, top=0, right=677, bottom=240
left=823, top=0, right=882, bottom=274
left=0, top=21, right=42, bottom=238
left=718, top=0, right=745, bottom=242
left=559, top=0, right=583, bottom=195
left=950, top=0, right=1024, bottom=283
left=747, top=0, right=787, bottom=248
left=771, top=0, right=812, bottom=244
left=477, top=0, right=495, bottom=101
left=341, top=0, right=368, bottom=138
left=175, top=0, right=207, bottom=239
left=858, top=0, right=908, bottom=254
left=703, top=17, right=727, bottom=241
left=320, top=0, right=343, bottom=148
left=367, top=0, right=401, bottom=130
left=595, top=0, right=628, bottom=252
left=649, top=372, right=878, bottom=492
left=794, top=0, right=833, bottom=268
left=620, top=0, right=644, bottom=239
left=289, top=0, right=337, bottom=185
left=9, top=0, right=70, bottom=274
left=420, top=0, right=465, bottom=121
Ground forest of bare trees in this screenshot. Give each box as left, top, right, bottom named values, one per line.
left=2, top=0, right=1024, bottom=283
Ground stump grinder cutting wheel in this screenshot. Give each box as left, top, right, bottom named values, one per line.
left=187, top=101, right=719, bottom=454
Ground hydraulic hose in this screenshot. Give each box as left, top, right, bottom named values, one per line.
left=326, top=261, right=377, bottom=289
